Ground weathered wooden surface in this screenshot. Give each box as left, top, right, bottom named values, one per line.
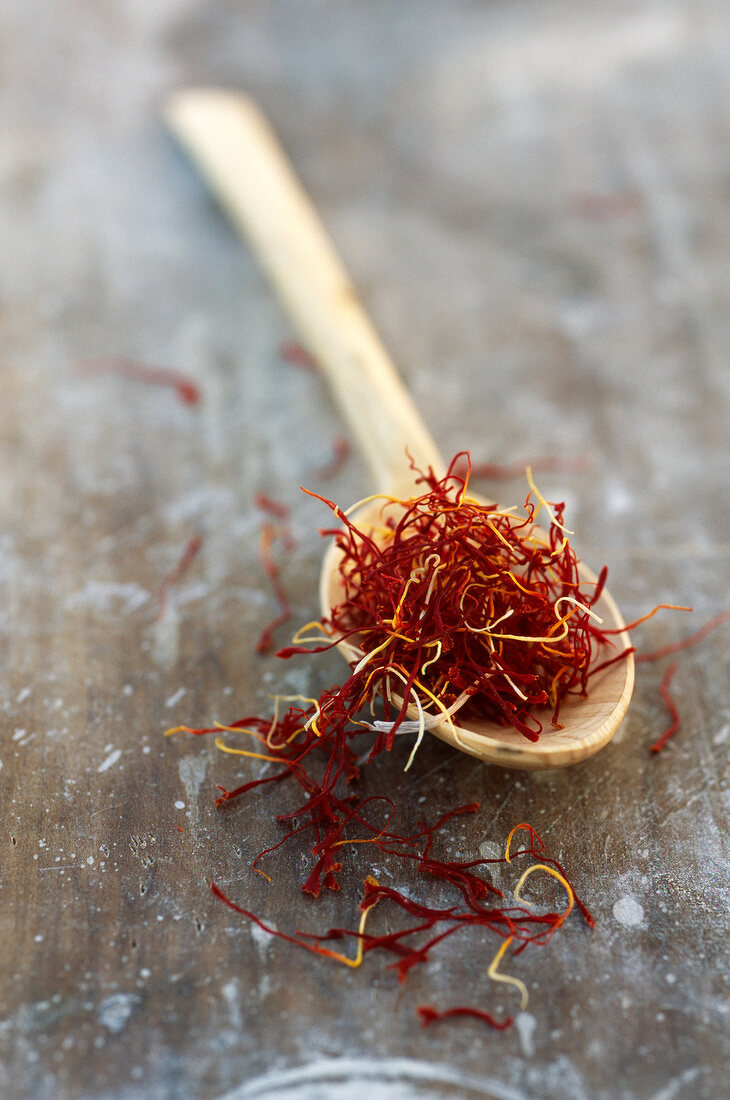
left=1, top=3, right=728, bottom=1098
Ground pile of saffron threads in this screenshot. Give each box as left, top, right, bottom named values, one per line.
left=167, top=453, right=615, bottom=1026
left=289, top=450, right=617, bottom=747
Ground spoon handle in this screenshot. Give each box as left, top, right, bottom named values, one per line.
left=165, top=89, right=444, bottom=492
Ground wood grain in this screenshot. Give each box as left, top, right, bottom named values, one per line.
left=1, top=3, right=728, bottom=1098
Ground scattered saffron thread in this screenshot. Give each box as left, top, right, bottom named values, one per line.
left=486, top=936, right=528, bottom=1009
left=207, top=819, right=591, bottom=1023
left=633, top=609, right=730, bottom=752
left=514, top=864, right=574, bottom=928
left=256, top=523, right=293, bottom=653
left=417, top=1005, right=513, bottom=1031
left=636, top=609, right=730, bottom=664
left=604, top=604, right=690, bottom=636
left=254, top=493, right=290, bottom=519
left=570, top=189, right=642, bottom=220
left=456, top=453, right=591, bottom=482
left=650, top=664, right=680, bottom=753
left=210, top=878, right=381, bottom=968
left=280, top=340, right=318, bottom=372
left=76, top=357, right=201, bottom=405
left=157, top=536, right=203, bottom=619
left=313, top=435, right=351, bottom=480
left=173, top=539, right=596, bottom=1020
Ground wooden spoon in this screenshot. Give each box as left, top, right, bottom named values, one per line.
left=164, top=89, right=634, bottom=769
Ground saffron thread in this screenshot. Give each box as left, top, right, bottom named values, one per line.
left=280, top=340, right=318, bottom=372
left=649, top=664, right=680, bottom=753
left=313, top=435, right=351, bottom=480
left=76, top=357, right=201, bottom=405
left=254, top=493, right=290, bottom=519
left=256, top=523, right=293, bottom=654
left=157, top=535, right=203, bottom=620
left=636, top=609, right=730, bottom=664
left=417, top=1005, right=513, bottom=1031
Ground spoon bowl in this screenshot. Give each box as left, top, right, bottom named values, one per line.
left=165, top=88, right=635, bottom=769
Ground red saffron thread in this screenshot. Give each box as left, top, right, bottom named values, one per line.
left=649, top=664, right=680, bottom=753
left=254, top=493, right=290, bottom=519
left=76, top=357, right=201, bottom=405
left=417, top=1005, right=513, bottom=1031
left=280, top=340, right=318, bottom=372
left=636, top=609, right=730, bottom=664
left=313, top=435, right=351, bottom=480
left=157, top=535, right=203, bottom=619
left=255, top=523, right=293, bottom=653
left=631, top=609, right=729, bottom=753
left=570, top=190, right=642, bottom=220
left=457, top=453, right=591, bottom=481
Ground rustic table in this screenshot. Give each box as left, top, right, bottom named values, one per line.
left=1, top=3, right=728, bottom=1098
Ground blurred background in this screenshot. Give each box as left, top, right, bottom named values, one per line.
left=1, top=3, right=728, bottom=1098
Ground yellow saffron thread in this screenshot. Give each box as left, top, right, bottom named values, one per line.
left=525, top=466, right=574, bottom=534
left=514, top=863, right=575, bottom=928
left=321, top=879, right=381, bottom=968
left=504, top=824, right=533, bottom=862
left=487, top=935, right=528, bottom=1009
left=214, top=738, right=281, bottom=764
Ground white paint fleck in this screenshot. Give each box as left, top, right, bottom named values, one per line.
left=122, top=684, right=134, bottom=696
left=13, top=729, right=26, bottom=741
left=34, top=935, right=43, bottom=943
left=604, top=480, right=635, bottom=516
left=713, top=723, right=730, bottom=746
left=165, top=687, right=187, bottom=708
left=17, top=688, right=32, bottom=703
left=174, top=800, right=185, bottom=810
left=151, top=604, right=180, bottom=667
left=97, top=748, right=122, bottom=773
left=613, top=895, right=645, bottom=927
left=665, top=973, right=676, bottom=984
left=139, top=968, right=151, bottom=980
left=98, top=993, right=140, bottom=1035
left=142, top=745, right=151, bottom=754
left=251, top=921, right=275, bottom=956
left=515, top=1011, right=537, bottom=1057
left=222, top=979, right=242, bottom=1029
left=650, top=1066, right=700, bottom=1100
left=86, top=856, right=94, bottom=865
